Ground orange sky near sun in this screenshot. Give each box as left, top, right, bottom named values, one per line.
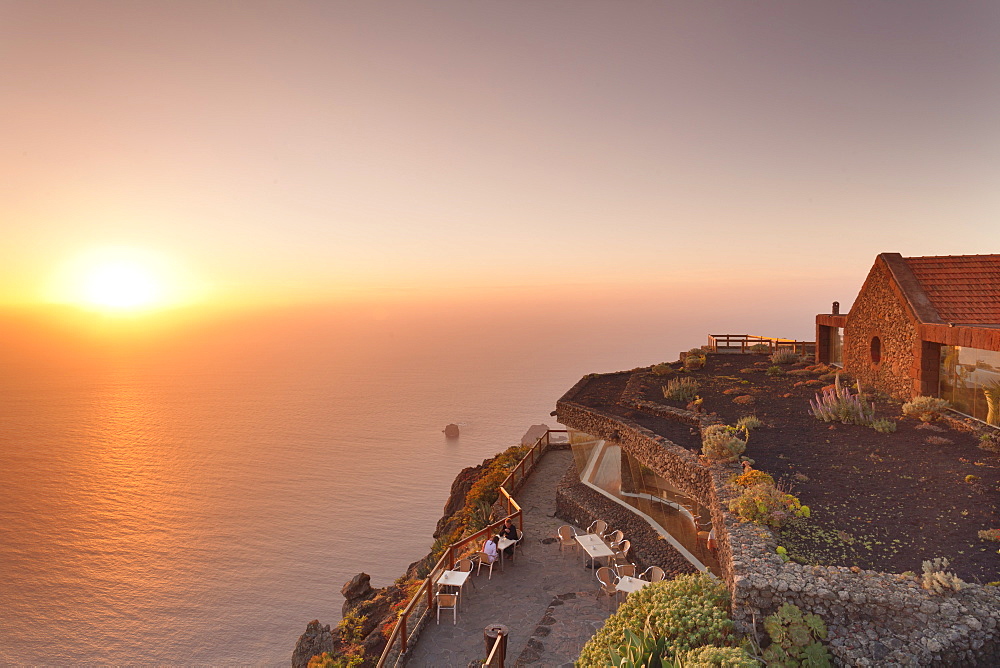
left=3, top=1, right=999, bottom=317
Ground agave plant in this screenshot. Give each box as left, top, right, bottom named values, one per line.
left=609, top=625, right=669, bottom=668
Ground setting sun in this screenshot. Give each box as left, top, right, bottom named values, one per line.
left=82, top=260, right=162, bottom=309
left=46, top=246, right=199, bottom=313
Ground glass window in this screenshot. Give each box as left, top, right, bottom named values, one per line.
left=939, top=345, right=1000, bottom=424
left=830, top=327, right=843, bottom=367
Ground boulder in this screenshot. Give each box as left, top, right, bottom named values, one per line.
left=291, top=620, right=335, bottom=668
left=443, top=423, right=460, bottom=438
left=341, top=572, right=376, bottom=617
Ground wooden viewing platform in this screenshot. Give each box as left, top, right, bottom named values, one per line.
left=707, top=334, right=815, bottom=356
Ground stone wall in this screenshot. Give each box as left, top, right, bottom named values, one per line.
left=554, top=459, right=698, bottom=579
left=843, top=258, right=920, bottom=399
left=556, top=380, right=1000, bottom=666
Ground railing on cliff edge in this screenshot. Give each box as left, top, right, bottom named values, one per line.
left=707, top=334, right=815, bottom=356
left=374, top=428, right=566, bottom=668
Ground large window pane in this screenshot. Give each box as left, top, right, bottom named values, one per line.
left=831, top=327, right=843, bottom=367
left=939, top=345, right=1000, bottom=423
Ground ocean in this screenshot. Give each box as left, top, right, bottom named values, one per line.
left=0, top=296, right=810, bottom=665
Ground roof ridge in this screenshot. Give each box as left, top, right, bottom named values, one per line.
left=881, top=253, right=942, bottom=324
left=904, top=253, right=1000, bottom=261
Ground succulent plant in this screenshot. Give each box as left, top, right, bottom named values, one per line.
left=663, top=377, right=700, bottom=402
left=921, top=557, right=964, bottom=594
left=761, top=603, right=831, bottom=667
left=902, top=396, right=951, bottom=422
left=701, top=424, right=747, bottom=462
left=809, top=374, right=877, bottom=428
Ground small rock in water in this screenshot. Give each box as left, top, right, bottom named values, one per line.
left=443, top=423, right=460, bottom=438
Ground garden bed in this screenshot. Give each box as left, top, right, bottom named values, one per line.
left=594, top=353, right=1000, bottom=583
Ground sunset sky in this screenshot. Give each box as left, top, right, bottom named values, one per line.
left=3, top=1, right=999, bottom=313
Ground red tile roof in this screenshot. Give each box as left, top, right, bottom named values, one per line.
left=904, top=254, right=1000, bottom=325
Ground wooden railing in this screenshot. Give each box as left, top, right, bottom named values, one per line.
left=375, top=429, right=566, bottom=667
left=707, top=334, right=815, bottom=356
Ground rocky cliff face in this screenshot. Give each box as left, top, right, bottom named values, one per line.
left=291, top=621, right=335, bottom=668
left=291, top=456, right=498, bottom=667
left=433, top=461, right=484, bottom=540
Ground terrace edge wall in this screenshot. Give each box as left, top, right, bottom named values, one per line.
left=556, top=376, right=1000, bottom=667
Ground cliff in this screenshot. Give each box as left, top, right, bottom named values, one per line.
left=292, top=449, right=515, bottom=668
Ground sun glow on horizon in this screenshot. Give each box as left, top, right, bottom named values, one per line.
left=48, top=247, right=200, bottom=314
left=82, top=259, right=163, bottom=310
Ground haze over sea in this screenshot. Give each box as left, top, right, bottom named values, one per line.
left=0, top=292, right=814, bottom=665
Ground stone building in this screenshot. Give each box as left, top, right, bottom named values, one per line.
left=816, top=252, right=1000, bottom=423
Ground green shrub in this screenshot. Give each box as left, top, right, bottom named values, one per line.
left=762, top=603, right=831, bottom=667
left=652, top=363, right=675, bottom=376
left=685, top=355, right=705, bottom=370
left=577, top=574, right=738, bottom=667
left=978, top=529, right=1000, bottom=542
left=978, top=433, right=1000, bottom=453
left=735, top=415, right=763, bottom=431
left=729, top=483, right=808, bottom=529
left=766, top=365, right=785, bottom=377
left=701, top=424, right=747, bottom=462
left=770, top=349, right=799, bottom=364
left=670, top=645, right=758, bottom=667
left=872, top=418, right=897, bottom=433
left=749, top=343, right=770, bottom=354
left=309, top=653, right=362, bottom=668
left=902, top=396, right=950, bottom=422
left=664, top=377, right=700, bottom=402
left=731, top=467, right=774, bottom=488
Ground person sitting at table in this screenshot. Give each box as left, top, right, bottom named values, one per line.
left=483, top=535, right=500, bottom=564
left=499, top=518, right=519, bottom=557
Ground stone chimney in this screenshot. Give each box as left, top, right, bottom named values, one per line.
left=832, top=301, right=840, bottom=315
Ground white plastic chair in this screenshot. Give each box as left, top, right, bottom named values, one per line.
left=605, top=529, right=624, bottom=549
left=641, top=565, right=665, bottom=582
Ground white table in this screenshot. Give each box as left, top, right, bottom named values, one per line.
left=616, top=575, right=651, bottom=595
left=575, top=534, right=615, bottom=569
left=437, top=569, right=472, bottom=606
left=498, top=537, right=516, bottom=571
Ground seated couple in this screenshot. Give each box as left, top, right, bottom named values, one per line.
left=482, top=518, right=520, bottom=563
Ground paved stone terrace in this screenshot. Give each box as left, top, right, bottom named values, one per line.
left=405, top=449, right=614, bottom=667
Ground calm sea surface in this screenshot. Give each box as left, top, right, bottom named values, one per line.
left=0, top=300, right=795, bottom=665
